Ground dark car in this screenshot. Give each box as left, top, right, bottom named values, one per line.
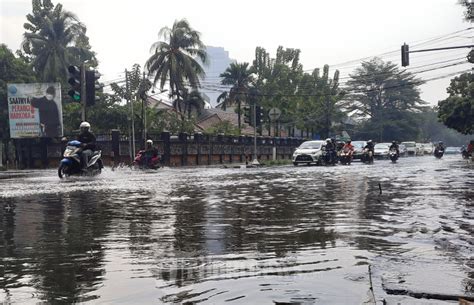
left=351, top=141, right=367, bottom=160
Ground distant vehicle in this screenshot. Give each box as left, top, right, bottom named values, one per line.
left=422, top=143, right=434, bottom=154
left=352, top=141, right=367, bottom=160
left=445, top=147, right=461, bottom=154
left=374, top=143, right=391, bottom=159
left=399, top=144, right=408, bottom=157
left=416, top=143, right=425, bottom=156
left=401, top=141, right=417, bottom=156
left=292, top=140, right=325, bottom=166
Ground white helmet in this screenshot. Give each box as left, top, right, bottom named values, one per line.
left=80, top=121, right=91, bottom=129
left=146, top=139, right=153, bottom=145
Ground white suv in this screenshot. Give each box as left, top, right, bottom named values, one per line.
left=292, top=140, right=325, bottom=166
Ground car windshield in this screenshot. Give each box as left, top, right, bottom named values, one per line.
left=375, top=143, right=390, bottom=149
left=298, top=141, right=322, bottom=149
left=352, top=141, right=365, bottom=148
left=402, top=142, right=415, bottom=147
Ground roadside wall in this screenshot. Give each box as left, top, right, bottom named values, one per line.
left=3, top=131, right=305, bottom=169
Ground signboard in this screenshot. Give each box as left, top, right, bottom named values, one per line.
left=7, top=83, right=63, bottom=138
left=268, top=107, right=281, bottom=122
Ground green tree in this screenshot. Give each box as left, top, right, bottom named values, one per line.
left=110, top=64, right=152, bottom=139
left=438, top=73, right=473, bottom=135
left=295, top=65, right=344, bottom=138
left=0, top=44, right=37, bottom=141
left=145, top=19, right=207, bottom=113
left=345, top=58, right=425, bottom=141
left=219, top=62, right=255, bottom=133
left=22, top=0, right=96, bottom=82
left=182, top=89, right=205, bottom=119
left=252, top=46, right=303, bottom=136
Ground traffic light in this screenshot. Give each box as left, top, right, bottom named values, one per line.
left=255, top=106, right=264, bottom=126
left=85, top=70, right=101, bottom=106
left=401, top=43, right=410, bottom=67
left=243, top=106, right=252, bottom=126
left=67, top=65, right=81, bottom=102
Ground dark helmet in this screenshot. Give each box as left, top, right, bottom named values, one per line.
left=392, top=141, right=397, bottom=145
left=439, top=141, right=443, bottom=145
left=46, top=86, right=55, bottom=95
left=347, top=140, right=351, bottom=144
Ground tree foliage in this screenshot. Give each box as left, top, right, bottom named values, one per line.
left=22, top=0, right=96, bottom=82
left=219, top=62, right=255, bottom=132
left=438, top=73, right=473, bottom=135
left=345, top=58, right=425, bottom=141
left=145, top=19, right=207, bottom=112
left=0, top=45, right=37, bottom=139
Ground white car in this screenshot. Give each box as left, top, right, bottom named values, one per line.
left=401, top=141, right=417, bottom=156
left=292, top=140, right=325, bottom=166
left=416, top=143, right=425, bottom=156
left=422, top=143, right=434, bottom=154
left=374, top=143, right=391, bottom=159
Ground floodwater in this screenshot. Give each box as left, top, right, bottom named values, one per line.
left=0, top=156, right=472, bottom=304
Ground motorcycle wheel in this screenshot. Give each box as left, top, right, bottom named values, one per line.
left=58, top=164, right=69, bottom=178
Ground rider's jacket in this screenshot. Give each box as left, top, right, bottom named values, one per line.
left=342, top=143, right=354, bottom=153
left=77, top=131, right=96, bottom=150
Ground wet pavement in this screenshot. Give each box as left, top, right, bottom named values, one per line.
left=0, top=156, right=473, bottom=304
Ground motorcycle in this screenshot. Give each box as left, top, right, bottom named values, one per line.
left=389, top=148, right=399, bottom=163
left=339, top=150, right=353, bottom=165
left=434, top=147, right=445, bottom=159
left=58, top=140, right=103, bottom=178
left=361, top=148, right=374, bottom=164
left=133, top=150, right=161, bottom=169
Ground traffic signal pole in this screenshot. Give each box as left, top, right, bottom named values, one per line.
left=81, top=62, right=86, bottom=121
left=252, top=102, right=259, bottom=165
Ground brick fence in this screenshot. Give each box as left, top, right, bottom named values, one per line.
left=2, top=131, right=306, bottom=169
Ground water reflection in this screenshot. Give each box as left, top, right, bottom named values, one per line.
left=0, top=157, right=472, bottom=303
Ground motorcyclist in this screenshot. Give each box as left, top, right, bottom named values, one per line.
left=324, top=138, right=335, bottom=163
left=364, top=140, right=375, bottom=152
left=389, top=141, right=400, bottom=156
left=142, top=140, right=159, bottom=167
left=342, top=140, right=354, bottom=155
left=435, top=141, right=444, bottom=151
left=468, top=140, right=474, bottom=155
left=77, top=122, right=96, bottom=169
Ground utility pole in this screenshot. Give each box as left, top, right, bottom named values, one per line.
left=252, top=101, right=259, bottom=165
left=81, top=62, right=86, bottom=121
left=142, top=72, right=147, bottom=147
left=125, top=70, right=136, bottom=160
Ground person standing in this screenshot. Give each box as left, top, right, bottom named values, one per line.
left=31, top=86, right=61, bottom=137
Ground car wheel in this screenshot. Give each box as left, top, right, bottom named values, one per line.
left=293, top=162, right=298, bottom=166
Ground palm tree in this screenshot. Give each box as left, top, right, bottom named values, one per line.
left=145, top=19, right=207, bottom=113
left=22, top=1, right=95, bottom=82
left=220, top=62, right=254, bottom=132
left=182, top=89, right=205, bottom=119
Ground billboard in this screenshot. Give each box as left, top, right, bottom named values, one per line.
left=7, top=83, right=63, bottom=138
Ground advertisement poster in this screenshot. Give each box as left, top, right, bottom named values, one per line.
left=7, top=83, right=63, bottom=138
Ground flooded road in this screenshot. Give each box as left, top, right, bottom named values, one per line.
left=1, top=156, right=473, bottom=304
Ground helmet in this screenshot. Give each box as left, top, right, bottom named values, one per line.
left=347, top=140, right=351, bottom=144
left=146, top=139, right=153, bottom=145
left=326, top=138, right=331, bottom=142
left=392, top=141, right=397, bottom=144
left=439, top=141, right=443, bottom=145
left=368, top=140, right=372, bottom=143
left=80, top=122, right=91, bottom=129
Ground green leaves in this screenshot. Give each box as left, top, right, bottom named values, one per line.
left=438, top=73, right=474, bottom=135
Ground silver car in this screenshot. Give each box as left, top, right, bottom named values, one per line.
left=292, top=140, right=325, bottom=166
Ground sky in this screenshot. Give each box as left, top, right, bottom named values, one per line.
left=1, top=0, right=472, bottom=105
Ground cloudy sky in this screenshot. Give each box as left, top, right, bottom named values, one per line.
left=1, top=0, right=472, bottom=104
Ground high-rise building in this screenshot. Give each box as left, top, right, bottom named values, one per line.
left=200, top=46, right=236, bottom=107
